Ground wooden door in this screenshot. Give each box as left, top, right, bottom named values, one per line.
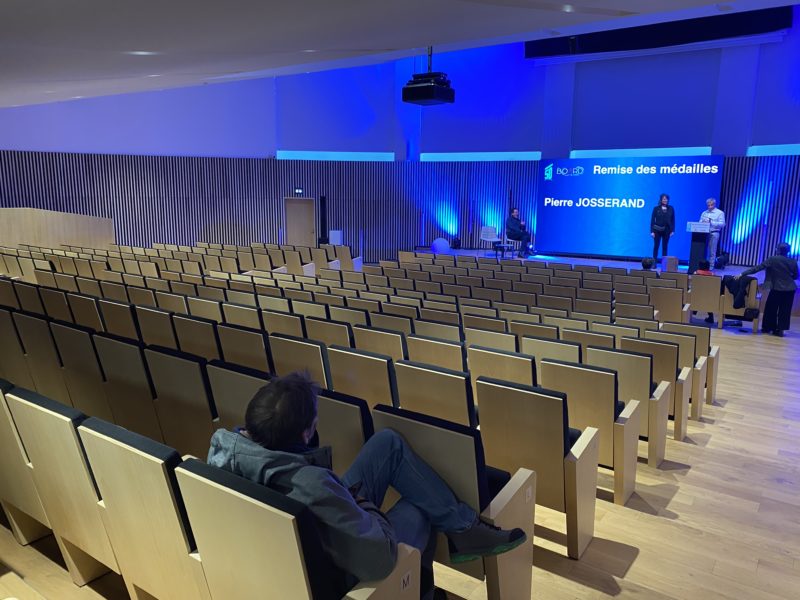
left=284, top=198, right=316, bottom=247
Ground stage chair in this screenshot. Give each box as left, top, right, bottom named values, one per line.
left=173, top=314, right=222, bottom=361
left=395, top=361, right=476, bottom=427
left=176, top=457, right=419, bottom=600
left=327, top=346, right=398, bottom=409
left=12, top=312, right=72, bottom=406
left=269, top=334, right=331, bottom=388
left=476, top=378, right=598, bottom=559
left=136, top=306, right=178, bottom=349
left=539, top=360, right=640, bottom=505
left=145, top=347, right=218, bottom=458
left=77, top=418, right=212, bottom=600
left=372, top=404, right=535, bottom=600
left=93, top=334, right=164, bottom=441
left=614, top=316, right=659, bottom=336
left=316, top=389, right=374, bottom=476
left=50, top=322, right=115, bottom=421
left=662, top=321, right=720, bottom=406
left=98, top=299, right=141, bottom=341
left=620, top=337, right=689, bottom=442
left=687, top=274, right=722, bottom=317
left=615, top=303, right=657, bottom=320
left=39, top=287, right=74, bottom=323
left=584, top=347, right=670, bottom=468
left=206, top=361, right=270, bottom=432
left=464, top=327, right=517, bottom=352
left=0, top=380, right=51, bottom=546
left=719, top=277, right=760, bottom=332
left=644, top=330, right=706, bottom=422
left=406, top=335, right=466, bottom=372
left=650, top=286, right=689, bottom=323
left=589, top=322, right=639, bottom=348
left=520, top=336, right=581, bottom=381
left=5, top=389, right=120, bottom=585
left=370, top=312, right=414, bottom=335
left=561, top=328, right=615, bottom=353
left=412, top=319, right=462, bottom=342
left=353, top=325, right=407, bottom=362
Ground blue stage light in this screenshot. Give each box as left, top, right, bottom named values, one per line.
left=784, top=218, right=800, bottom=256
left=434, top=203, right=459, bottom=236
left=732, top=180, right=773, bottom=244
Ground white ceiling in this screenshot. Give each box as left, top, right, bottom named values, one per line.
left=0, top=0, right=794, bottom=108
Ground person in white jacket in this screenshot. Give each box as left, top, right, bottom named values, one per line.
left=700, top=198, right=725, bottom=269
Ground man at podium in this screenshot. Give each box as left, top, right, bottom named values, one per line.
left=700, top=197, right=726, bottom=269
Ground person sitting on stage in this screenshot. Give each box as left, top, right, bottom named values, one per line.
left=505, top=207, right=532, bottom=258
left=207, top=372, right=527, bottom=600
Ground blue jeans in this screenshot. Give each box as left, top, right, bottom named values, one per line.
left=342, top=429, right=477, bottom=597
left=708, top=231, right=720, bottom=267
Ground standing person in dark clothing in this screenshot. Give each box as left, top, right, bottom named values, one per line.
left=737, top=243, right=798, bottom=337
left=650, top=193, right=675, bottom=261
left=505, top=207, right=532, bottom=258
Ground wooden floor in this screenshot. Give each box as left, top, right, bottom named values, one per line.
left=1, top=318, right=799, bottom=600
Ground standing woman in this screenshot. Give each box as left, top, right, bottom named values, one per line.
left=737, top=243, right=798, bottom=337
left=651, top=193, right=675, bottom=261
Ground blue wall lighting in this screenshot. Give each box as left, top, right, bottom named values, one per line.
left=732, top=180, right=773, bottom=244
left=784, top=217, right=800, bottom=257
left=434, top=202, right=459, bottom=236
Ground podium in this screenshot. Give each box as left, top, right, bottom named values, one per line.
left=686, top=221, right=710, bottom=274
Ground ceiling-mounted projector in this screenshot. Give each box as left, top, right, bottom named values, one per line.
left=402, top=71, right=455, bottom=105
left=402, top=46, right=454, bottom=105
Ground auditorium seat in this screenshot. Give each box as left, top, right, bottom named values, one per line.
left=589, top=322, right=639, bottom=348
left=584, top=346, right=671, bottom=467
left=353, top=325, right=407, bottom=362
left=560, top=328, right=615, bottom=353
left=520, top=336, right=581, bottom=381
left=328, top=346, right=398, bottom=409
left=644, top=329, right=706, bottom=421
left=262, top=309, right=305, bottom=337
left=316, top=389, right=374, bottom=476
left=687, top=274, right=722, bottom=318
left=542, top=315, right=589, bottom=331
left=206, top=361, right=270, bottom=432
left=12, top=311, right=72, bottom=406
left=719, top=276, right=760, bottom=332
left=305, top=316, right=353, bottom=348
left=217, top=323, right=272, bottom=373
left=615, top=303, right=657, bottom=320
left=650, top=286, right=689, bottom=323
left=569, top=310, right=612, bottom=326
left=156, top=290, right=189, bottom=314
left=620, top=337, right=690, bottom=442
left=78, top=418, right=212, bottom=600
left=0, top=309, right=35, bottom=388
left=269, top=333, right=331, bottom=388
left=13, top=282, right=46, bottom=315
left=614, top=316, right=659, bottom=336
left=372, top=404, right=535, bottom=599
left=93, top=334, right=164, bottom=441
left=5, top=388, right=120, bottom=585
left=50, top=321, right=115, bottom=421
left=464, top=327, right=517, bottom=352
left=510, top=320, right=559, bottom=341
left=98, top=299, right=140, bottom=341
left=394, top=360, right=476, bottom=427
left=539, top=359, right=640, bottom=505
left=662, top=321, right=720, bottom=405
left=476, top=377, right=598, bottom=559
left=145, top=347, right=218, bottom=458
left=466, top=346, right=536, bottom=402
left=406, top=334, right=466, bottom=372
left=0, top=380, right=51, bottom=546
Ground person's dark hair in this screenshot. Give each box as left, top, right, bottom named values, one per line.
left=698, top=260, right=711, bottom=270
left=510, top=207, right=519, bottom=214
left=641, top=257, right=655, bottom=270
left=245, top=372, right=319, bottom=449
left=659, top=193, right=670, bottom=203
left=777, top=242, right=791, bottom=256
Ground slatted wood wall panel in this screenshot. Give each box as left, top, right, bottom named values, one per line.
left=2, top=150, right=798, bottom=264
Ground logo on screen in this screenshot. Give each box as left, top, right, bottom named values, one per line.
left=544, top=163, right=553, bottom=180
left=557, top=166, right=584, bottom=177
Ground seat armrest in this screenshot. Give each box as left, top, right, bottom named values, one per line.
left=353, top=257, right=363, bottom=272
left=681, top=303, right=691, bottom=323
left=346, top=543, right=421, bottom=599
left=706, top=345, right=720, bottom=405
left=613, top=400, right=640, bottom=506
left=673, top=367, right=691, bottom=441
left=481, top=468, right=535, bottom=600
left=648, top=381, right=671, bottom=468
left=691, top=356, right=707, bottom=421
left=564, top=427, right=599, bottom=559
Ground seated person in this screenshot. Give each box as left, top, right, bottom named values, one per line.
left=505, top=207, right=532, bottom=258
left=208, top=372, right=526, bottom=600
left=641, top=257, right=656, bottom=271
left=694, top=260, right=715, bottom=323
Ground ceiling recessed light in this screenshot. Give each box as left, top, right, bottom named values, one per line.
left=562, top=4, right=575, bottom=13
left=71, top=95, right=84, bottom=99
left=145, top=74, right=162, bottom=78
left=301, top=49, right=318, bottom=53
left=125, top=50, right=160, bottom=56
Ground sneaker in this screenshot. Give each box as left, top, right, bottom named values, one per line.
left=773, top=329, right=785, bottom=337
left=447, top=518, right=527, bottom=564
